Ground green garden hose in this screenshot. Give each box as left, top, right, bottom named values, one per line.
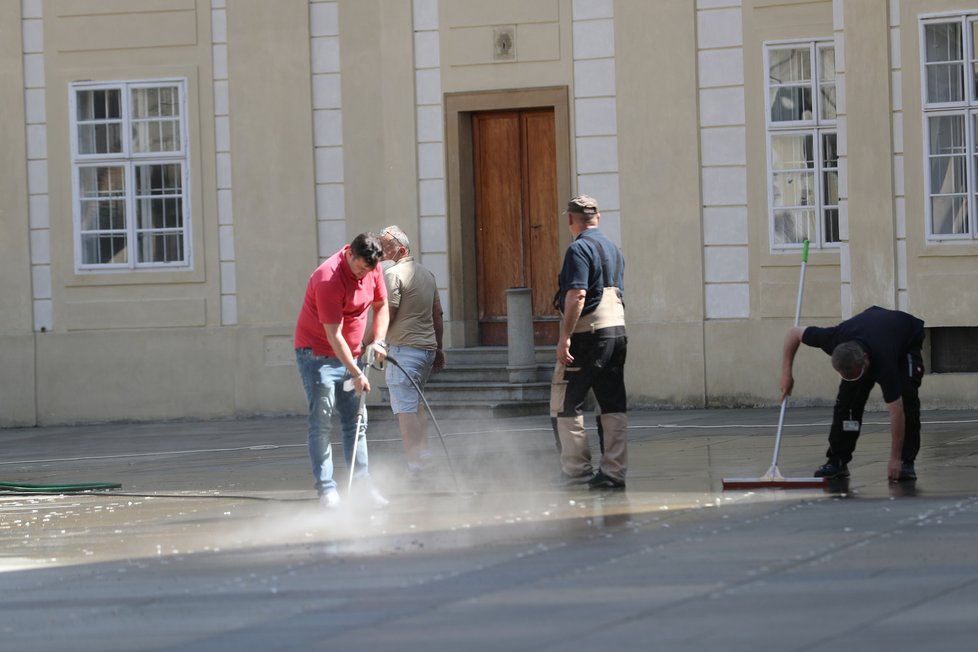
left=0, top=480, right=121, bottom=493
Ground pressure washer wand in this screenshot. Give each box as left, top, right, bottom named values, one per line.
left=347, top=347, right=373, bottom=495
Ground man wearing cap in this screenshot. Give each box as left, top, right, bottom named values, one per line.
left=294, top=232, right=390, bottom=509
left=551, top=194, right=629, bottom=489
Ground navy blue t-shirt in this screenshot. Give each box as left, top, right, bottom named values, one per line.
left=802, top=305, right=925, bottom=402
left=557, top=227, right=625, bottom=316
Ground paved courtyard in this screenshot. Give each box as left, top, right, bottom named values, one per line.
left=2, top=406, right=977, bottom=651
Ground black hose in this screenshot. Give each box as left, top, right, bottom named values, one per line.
left=376, top=354, right=460, bottom=493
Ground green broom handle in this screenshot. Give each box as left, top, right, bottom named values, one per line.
left=792, top=240, right=809, bottom=328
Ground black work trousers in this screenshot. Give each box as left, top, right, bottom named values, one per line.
left=826, top=350, right=924, bottom=465
left=555, top=326, right=628, bottom=417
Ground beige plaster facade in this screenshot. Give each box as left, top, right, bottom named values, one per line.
left=2, top=0, right=976, bottom=427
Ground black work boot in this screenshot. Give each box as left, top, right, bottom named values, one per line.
left=814, top=459, right=849, bottom=479
left=586, top=469, right=626, bottom=490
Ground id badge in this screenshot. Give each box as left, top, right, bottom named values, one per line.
left=843, top=420, right=860, bottom=432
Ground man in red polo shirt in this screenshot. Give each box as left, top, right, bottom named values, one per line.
left=295, top=232, right=390, bottom=509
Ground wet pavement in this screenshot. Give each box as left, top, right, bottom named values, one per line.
left=2, top=406, right=977, bottom=651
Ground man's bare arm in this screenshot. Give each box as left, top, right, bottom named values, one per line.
left=780, top=326, right=805, bottom=400
left=885, top=397, right=906, bottom=481
left=556, top=289, right=586, bottom=366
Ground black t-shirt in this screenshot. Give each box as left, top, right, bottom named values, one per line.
left=802, top=305, right=925, bottom=402
left=557, top=227, right=625, bottom=316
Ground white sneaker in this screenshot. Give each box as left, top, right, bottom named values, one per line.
left=319, top=490, right=340, bottom=509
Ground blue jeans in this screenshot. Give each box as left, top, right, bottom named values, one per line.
left=295, top=348, right=369, bottom=494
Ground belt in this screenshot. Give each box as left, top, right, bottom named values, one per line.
left=571, top=325, right=626, bottom=339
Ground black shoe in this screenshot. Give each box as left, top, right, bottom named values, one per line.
left=814, top=460, right=849, bottom=479
left=586, top=470, right=626, bottom=490
left=898, top=462, right=917, bottom=482
left=556, top=471, right=595, bottom=487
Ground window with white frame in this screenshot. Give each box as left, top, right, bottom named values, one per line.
left=70, top=79, right=190, bottom=270
left=920, top=16, right=978, bottom=241
left=765, top=41, right=838, bottom=250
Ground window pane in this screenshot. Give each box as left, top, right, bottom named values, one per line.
left=823, top=208, right=840, bottom=243
left=132, top=86, right=180, bottom=118
left=135, top=164, right=182, bottom=196
left=770, top=85, right=813, bottom=122
left=769, top=47, right=814, bottom=122
left=137, top=233, right=184, bottom=264
left=930, top=156, right=967, bottom=194
left=78, top=123, right=124, bottom=155
left=79, top=166, right=125, bottom=198
left=817, top=46, right=837, bottom=120
left=929, top=115, right=966, bottom=155
left=823, top=171, right=839, bottom=205
left=773, top=209, right=815, bottom=245
left=818, top=48, right=836, bottom=81
left=819, top=84, right=837, bottom=120
left=822, top=133, right=838, bottom=166
left=86, top=199, right=125, bottom=231
left=931, top=196, right=969, bottom=234
left=76, top=89, right=123, bottom=155
left=132, top=119, right=181, bottom=152
left=134, top=163, right=185, bottom=263
left=925, top=23, right=964, bottom=103
left=136, top=196, right=184, bottom=230
left=769, top=48, right=811, bottom=83
left=76, top=89, right=121, bottom=121
left=927, top=62, right=965, bottom=103
left=771, top=134, right=815, bottom=169
left=926, top=23, right=962, bottom=63
left=79, top=167, right=126, bottom=230
left=81, top=233, right=128, bottom=265
left=772, top=171, right=815, bottom=206
left=131, top=86, right=181, bottom=152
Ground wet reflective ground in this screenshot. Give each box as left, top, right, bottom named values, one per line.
left=2, top=407, right=977, bottom=651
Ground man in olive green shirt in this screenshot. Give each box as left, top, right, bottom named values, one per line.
left=380, top=226, right=444, bottom=477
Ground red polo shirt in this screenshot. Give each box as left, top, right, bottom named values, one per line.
left=294, top=245, right=387, bottom=357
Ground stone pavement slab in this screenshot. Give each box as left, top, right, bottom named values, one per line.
left=1, top=407, right=977, bottom=651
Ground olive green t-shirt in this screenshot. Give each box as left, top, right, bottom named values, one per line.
left=384, top=256, right=438, bottom=349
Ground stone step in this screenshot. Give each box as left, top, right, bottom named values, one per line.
left=442, top=346, right=554, bottom=366
left=381, top=380, right=549, bottom=404
left=376, top=346, right=554, bottom=419
left=432, top=364, right=552, bottom=384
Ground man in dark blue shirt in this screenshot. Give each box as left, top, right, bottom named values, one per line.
left=780, top=306, right=925, bottom=482
left=551, top=195, right=628, bottom=490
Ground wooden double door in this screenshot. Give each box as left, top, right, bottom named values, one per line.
left=472, top=108, right=560, bottom=346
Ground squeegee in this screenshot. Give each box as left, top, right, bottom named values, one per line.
left=723, top=240, right=826, bottom=490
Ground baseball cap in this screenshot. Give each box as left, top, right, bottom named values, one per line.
left=566, top=194, right=599, bottom=215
